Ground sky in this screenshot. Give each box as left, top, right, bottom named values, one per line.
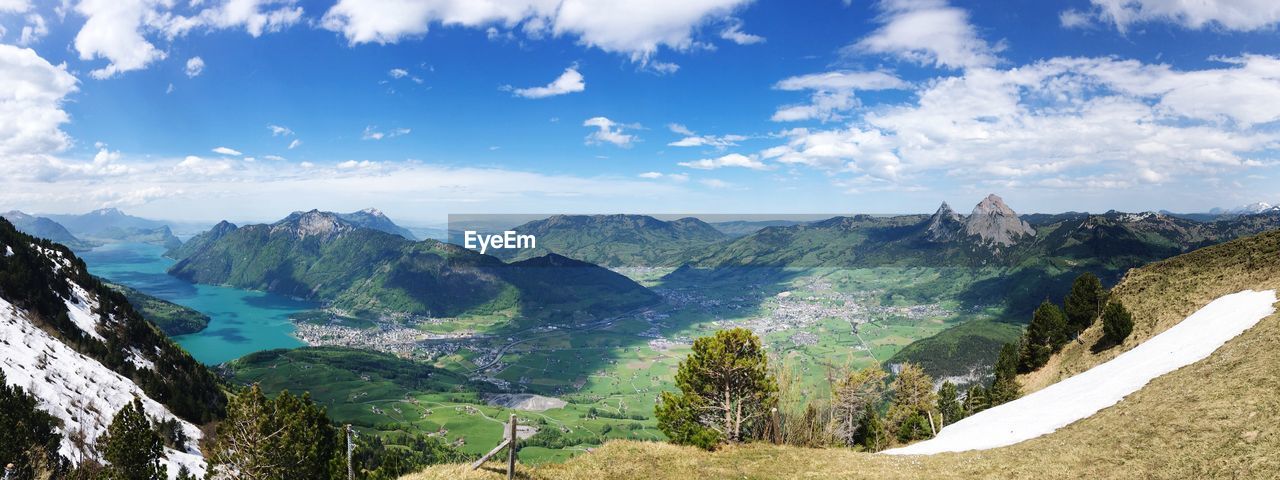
left=2, top=0, right=1280, bottom=225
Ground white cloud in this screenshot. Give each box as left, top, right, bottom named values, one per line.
left=637, top=171, right=690, bottom=182
left=268, top=124, right=293, bottom=136
left=509, top=67, right=585, bottom=98
left=666, top=124, right=747, bottom=149
left=320, top=0, right=752, bottom=64
left=287, top=139, right=302, bottom=149
left=211, top=146, right=242, bottom=156
left=756, top=54, right=1280, bottom=188
left=0, top=0, right=30, bottom=13
left=263, top=154, right=286, bottom=161
left=389, top=68, right=409, bottom=78
left=719, top=19, right=764, bottom=45
left=0, top=45, right=79, bottom=168
left=700, top=178, right=731, bottom=188
left=18, top=13, right=47, bottom=45
left=772, top=70, right=908, bottom=122
left=72, top=0, right=303, bottom=79
left=851, top=0, right=996, bottom=70
left=638, top=171, right=663, bottom=178
left=1077, top=0, right=1280, bottom=32
left=175, top=155, right=235, bottom=175
left=583, top=116, right=635, bottom=147
left=362, top=126, right=410, bottom=140
left=1059, top=9, right=1095, bottom=29
left=185, top=56, right=205, bottom=77
left=679, top=153, right=769, bottom=170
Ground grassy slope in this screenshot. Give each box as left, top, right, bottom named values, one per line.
left=105, top=281, right=211, bottom=336
left=405, top=229, right=1280, bottom=479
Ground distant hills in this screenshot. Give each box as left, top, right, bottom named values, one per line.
left=44, top=208, right=182, bottom=249
left=167, top=210, right=657, bottom=321
left=1, top=210, right=99, bottom=250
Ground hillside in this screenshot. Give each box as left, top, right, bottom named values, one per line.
left=405, top=228, right=1280, bottom=479
left=1, top=211, right=99, bottom=250
left=104, top=281, right=211, bottom=336
left=0, top=218, right=224, bottom=474
left=168, top=210, right=657, bottom=321
left=494, top=214, right=727, bottom=267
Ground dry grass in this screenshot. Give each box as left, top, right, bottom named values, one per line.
left=406, top=230, right=1280, bottom=480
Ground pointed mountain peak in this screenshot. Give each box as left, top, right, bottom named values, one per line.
left=934, top=202, right=960, bottom=218
left=91, top=207, right=124, bottom=216
left=358, top=207, right=386, bottom=217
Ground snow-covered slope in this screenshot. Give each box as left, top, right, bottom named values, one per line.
left=885, top=289, right=1277, bottom=455
left=0, top=294, right=205, bottom=477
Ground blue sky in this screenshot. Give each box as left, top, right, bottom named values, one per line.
left=2, top=0, right=1280, bottom=224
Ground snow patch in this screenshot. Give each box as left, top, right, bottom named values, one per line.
left=3, top=244, right=12, bottom=256
left=129, top=347, right=156, bottom=371
left=885, top=290, right=1277, bottom=455
left=63, top=280, right=105, bottom=342
left=0, top=297, right=205, bottom=478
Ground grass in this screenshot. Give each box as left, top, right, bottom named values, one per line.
left=405, top=229, right=1280, bottom=479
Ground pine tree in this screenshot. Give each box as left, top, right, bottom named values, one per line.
left=935, top=381, right=963, bottom=427
left=963, top=385, right=988, bottom=416
left=1101, top=301, right=1135, bottom=346
left=0, top=371, right=64, bottom=480
left=830, top=367, right=887, bottom=447
left=1064, top=273, right=1107, bottom=336
left=1020, top=301, right=1068, bottom=372
left=657, top=328, right=777, bottom=444
left=98, top=398, right=167, bottom=480
left=885, top=363, right=938, bottom=441
left=854, top=408, right=887, bottom=451
left=207, top=385, right=343, bottom=479
left=989, top=342, right=1021, bottom=406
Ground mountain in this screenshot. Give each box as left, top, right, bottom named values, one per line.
left=710, top=219, right=810, bottom=238
left=336, top=208, right=416, bottom=240
left=962, top=194, right=1036, bottom=247
left=1, top=210, right=98, bottom=250
left=0, top=218, right=223, bottom=474
left=923, top=202, right=965, bottom=242
left=407, top=229, right=1280, bottom=479
left=44, top=208, right=182, bottom=248
left=165, top=220, right=239, bottom=259
left=1212, top=201, right=1278, bottom=215
left=493, top=214, right=729, bottom=267
left=168, top=210, right=657, bottom=320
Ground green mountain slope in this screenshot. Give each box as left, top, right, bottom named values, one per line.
left=168, top=210, right=657, bottom=321
left=45, top=208, right=182, bottom=248
left=494, top=214, right=727, bottom=267
left=1, top=210, right=99, bottom=250
left=104, top=281, right=211, bottom=336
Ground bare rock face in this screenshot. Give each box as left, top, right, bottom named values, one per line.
left=964, top=194, right=1035, bottom=246
left=924, top=202, right=965, bottom=242
left=272, top=210, right=353, bottom=239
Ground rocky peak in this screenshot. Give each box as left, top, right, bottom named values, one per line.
left=358, top=207, right=386, bottom=218
left=964, top=194, right=1035, bottom=247
left=273, top=210, right=353, bottom=239
left=924, top=202, right=965, bottom=242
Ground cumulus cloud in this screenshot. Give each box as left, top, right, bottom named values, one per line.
left=583, top=116, right=636, bottom=147
left=18, top=13, right=47, bottom=45
left=0, top=45, right=78, bottom=169
left=0, top=0, right=31, bottom=13
left=320, top=0, right=751, bottom=64
left=185, top=56, right=204, bottom=77
left=211, top=146, right=242, bottom=156
left=72, top=0, right=303, bottom=79
left=679, top=153, right=769, bottom=170
left=508, top=67, right=585, bottom=98
left=1072, top=0, right=1280, bottom=32
left=772, top=71, right=908, bottom=122
left=756, top=54, right=1280, bottom=188
left=850, top=0, right=997, bottom=70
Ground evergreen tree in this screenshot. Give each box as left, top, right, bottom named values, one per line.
left=830, top=367, right=887, bottom=447
left=0, top=371, right=64, bottom=480
left=656, top=328, right=777, bottom=444
left=1064, top=273, right=1107, bottom=336
left=885, top=363, right=938, bottom=442
left=963, top=385, right=988, bottom=416
left=1020, top=301, right=1068, bottom=372
left=207, top=385, right=343, bottom=480
left=854, top=408, right=887, bottom=451
left=98, top=398, right=167, bottom=480
left=935, top=381, right=963, bottom=427
left=988, top=342, right=1021, bottom=406
left=1101, top=301, right=1135, bottom=346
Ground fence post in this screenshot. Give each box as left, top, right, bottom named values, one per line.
left=346, top=424, right=354, bottom=480
left=507, top=414, right=518, bottom=480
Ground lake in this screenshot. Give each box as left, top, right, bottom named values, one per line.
left=79, top=242, right=314, bottom=364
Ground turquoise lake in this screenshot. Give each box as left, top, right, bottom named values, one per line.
left=79, top=242, right=314, bottom=365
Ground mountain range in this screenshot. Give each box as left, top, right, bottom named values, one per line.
left=492, top=214, right=728, bottom=267
left=43, top=208, right=182, bottom=249
left=1, top=210, right=99, bottom=251
left=167, top=210, right=657, bottom=321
